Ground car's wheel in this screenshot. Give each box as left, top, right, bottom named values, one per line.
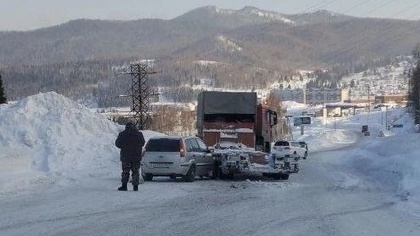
left=169, top=175, right=176, bottom=180
left=227, top=172, right=234, bottom=180
left=143, top=173, right=153, bottom=181
left=183, top=165, right=196, bottom=182
left=219, top=170, right=227, bottom=180
left=281, top=174, right=289, bottom=180
left=272, top=173, right=282, bottom=180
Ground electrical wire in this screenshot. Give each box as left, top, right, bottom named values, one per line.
left=316, top=1, right=420, bottom=65
left=302, top=0, right=336, bottom=13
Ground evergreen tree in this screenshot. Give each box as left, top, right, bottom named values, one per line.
left=0, top=73, right=7, bottom=104
left=409, top=62, right=420, bottom=124
left=412, top=42, right=420, bottom=59
left=409, top=43, right=420, bottom=124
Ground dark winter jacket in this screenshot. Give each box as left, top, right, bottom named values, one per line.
left=115, top=124, right=145, bottom=163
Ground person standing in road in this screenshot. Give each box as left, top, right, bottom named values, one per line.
left=115, top=122, right=145, bottom=191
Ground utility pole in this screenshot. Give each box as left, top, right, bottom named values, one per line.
left=367, top=84, right=370, bottom=125
left=124, top=63, right=156, bottom=130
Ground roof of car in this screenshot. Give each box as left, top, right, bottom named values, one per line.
left=148, top=135, right=196, bottom=140
left=274, top=140, right=291, bottom=145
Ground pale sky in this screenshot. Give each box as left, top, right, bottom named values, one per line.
left=1, top=0, right=419, bottom=31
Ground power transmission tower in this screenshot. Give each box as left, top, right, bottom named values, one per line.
left=125, top=63, right=156, bottom=130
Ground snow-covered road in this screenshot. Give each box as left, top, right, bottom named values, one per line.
left=1, top=94, right=419, bottom=235
left=1, top=147, right=419, bottom=236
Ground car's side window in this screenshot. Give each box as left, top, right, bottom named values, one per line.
left=188, top=138, right=201, bottom=152
left=185, top=139, right=194, bottom=152
left=196, top=138, right=208, bottom=152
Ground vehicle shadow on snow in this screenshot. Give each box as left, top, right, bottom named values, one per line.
left=147, top=174, right=289, bottom=183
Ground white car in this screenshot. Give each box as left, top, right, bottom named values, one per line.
left=271, top=140, right=307, bottom=160
left=141, top=136, right=214, bottom=182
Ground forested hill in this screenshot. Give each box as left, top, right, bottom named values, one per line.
left=1, top=6, right=418, bottom=67
left=1, top=6, right=419, bottom=104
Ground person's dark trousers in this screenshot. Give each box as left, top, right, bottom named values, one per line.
left=212, top=160, right=221, bottom=179
left=121, top=161, right=141, bottom=187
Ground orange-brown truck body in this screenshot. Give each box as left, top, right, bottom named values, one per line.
left=196, top=91, right=277, bottom=153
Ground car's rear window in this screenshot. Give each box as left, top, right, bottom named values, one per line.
left=274, top=141, right=289, bottom=146
left=145, top=138, right=180, bottom=152
left=298, top=142, right=307, bottom=147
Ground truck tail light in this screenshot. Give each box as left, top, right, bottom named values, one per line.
left=179, top=140, right=185, bottom=157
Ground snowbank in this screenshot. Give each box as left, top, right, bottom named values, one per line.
left=0, top=92, right=122, bottom=194
left=0, top=92, right=120, bottom=173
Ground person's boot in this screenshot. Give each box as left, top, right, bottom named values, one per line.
left=133, top=185, right=138, bottom=191
left=118, top=184, right=127, bottom=191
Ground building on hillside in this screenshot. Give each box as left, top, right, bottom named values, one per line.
left=271, top=88, right=345, bottom=105
left=374, top=94, right=408, bottom=104
left=199, top=78, right=214, bottom=87
left=273, top=89, right=305, bottom=103
left=305, top=89, right=342, bottom=104
left=341, top=89, right=350, bottom=102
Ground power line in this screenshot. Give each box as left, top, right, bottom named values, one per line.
left=317, top=1, right=420, bottom=65
left=345, top=0, right=374, bottom=12
left=364, top=0, right=395, bottom=15
left=303, top=0, right=336, bottom=12
left=287, top=0, right=401, bottom=68
left=293, top=0, right=336, bottom=15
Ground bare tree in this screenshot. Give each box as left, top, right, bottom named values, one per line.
left=266, top=93, right=288, bottom=140
left=149, top=105, right=195, bottom=135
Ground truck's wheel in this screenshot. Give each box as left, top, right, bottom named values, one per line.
left=183, top=165, right=196, bottom=182
left=143, top=173, right=153, bottom=181
left=294, top=164, right=299, bottom=173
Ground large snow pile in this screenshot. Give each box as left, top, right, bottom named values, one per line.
left=0, top=92, right=122, bottom=192
left=0, top=92, right=165, bottom=194
left=343, top=112, right=420, bottom=215
left=0, top=92, right=120, bottom=172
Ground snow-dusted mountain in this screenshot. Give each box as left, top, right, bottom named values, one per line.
left=176, top=6, right=351, bottom=27
left=1, top=5, right=418, bottom=67
left=225, top=6, right=295, bottom=25
left=174, top=6, right=296, bottom=28
left=2, top=5, right=420, bottom=103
